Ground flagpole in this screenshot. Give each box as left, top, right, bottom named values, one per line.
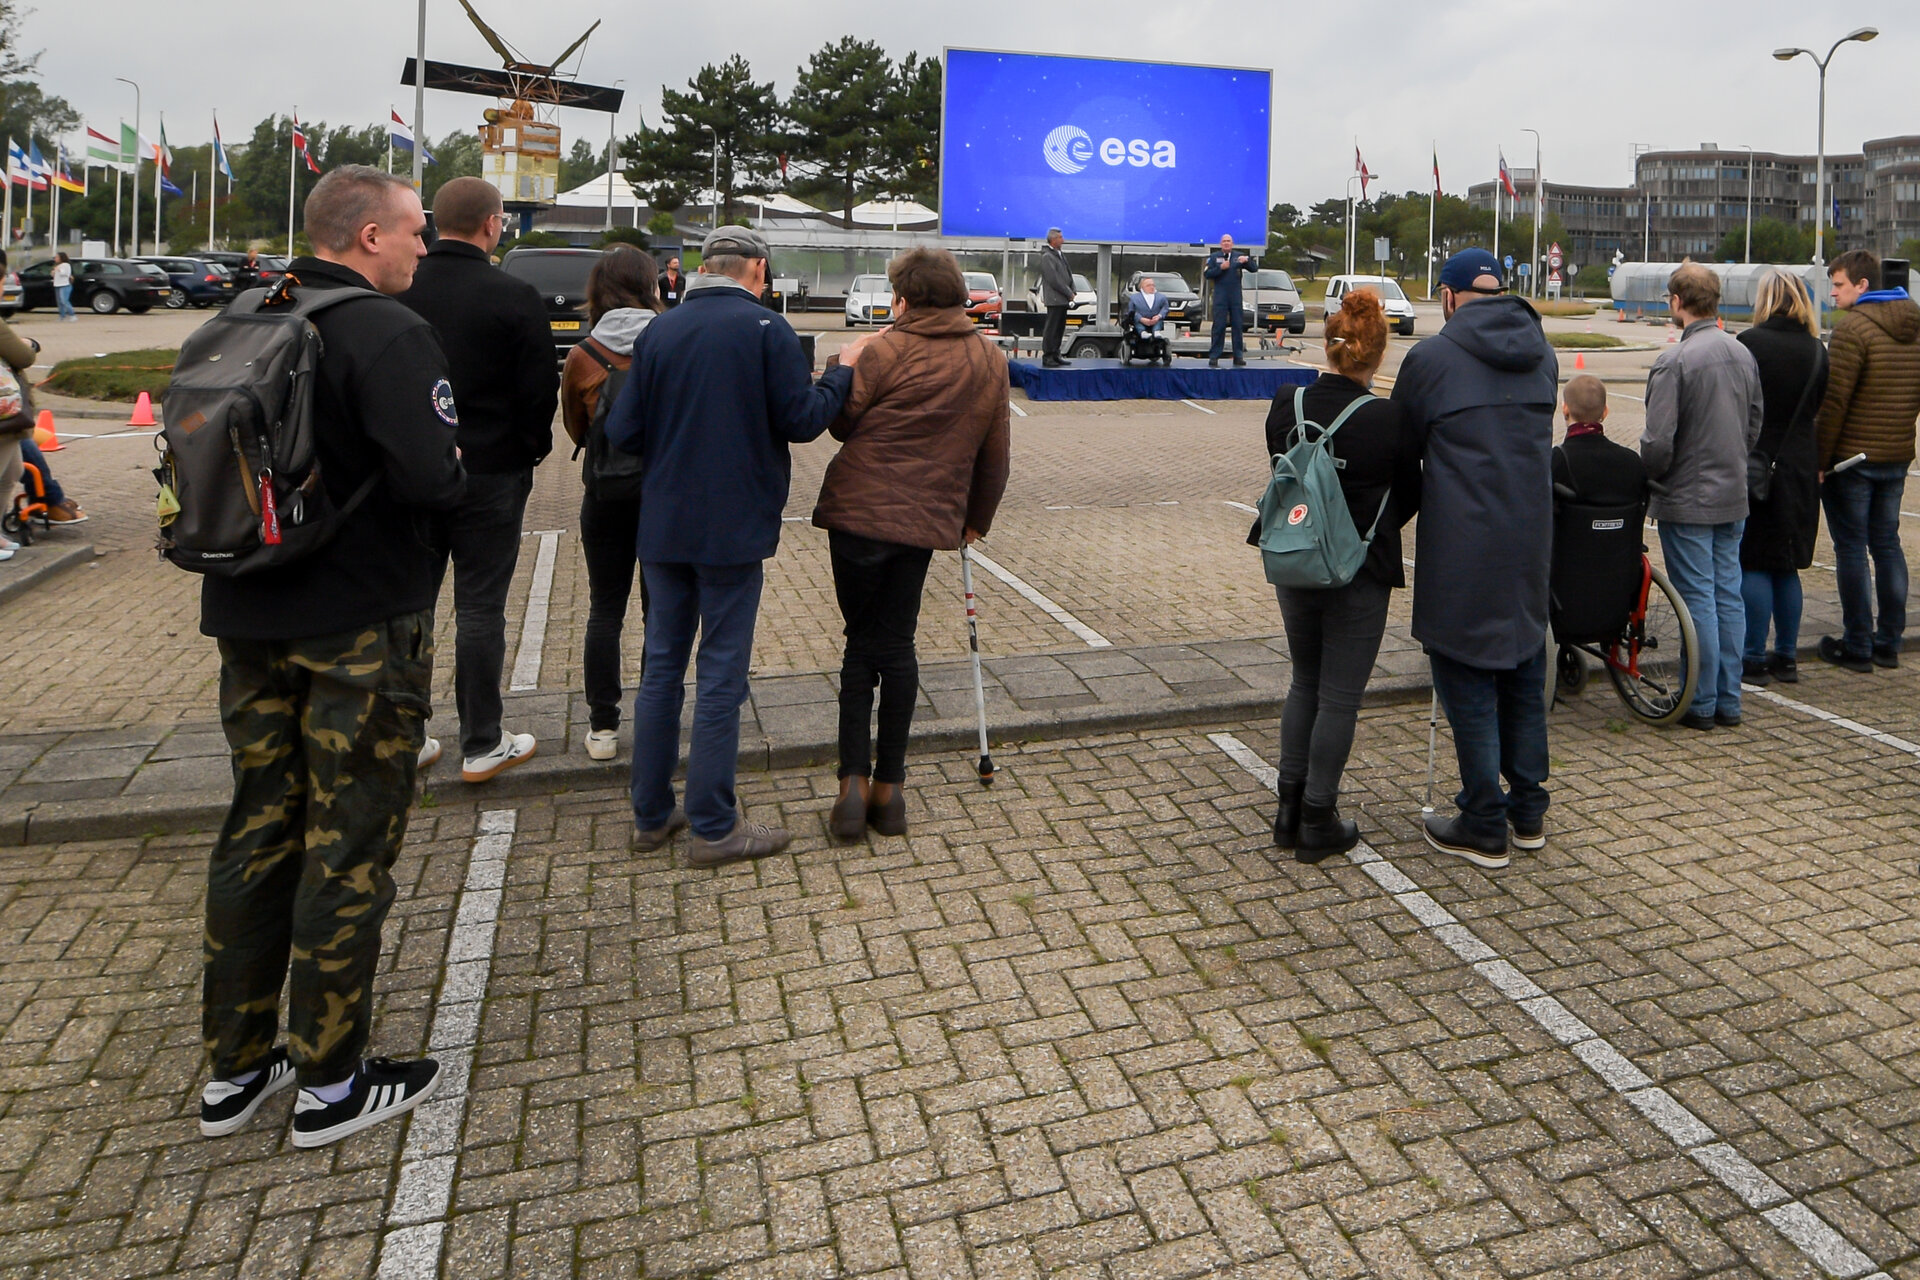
left=288, top=110, right=297, bottom=254
left=1492, top=159, right=1500, bottom=268
left=117, top=79, right=141, bottom=258
left=4, top=142, right=14, bottom=260
left=51, top=143, right=61, bottom=253
left=387, top=107, right=393, bottom=175
left=209, top=113, right=216, bottom=250
left=153, top=113, right=164, bottom=252
left=1427, top=143, right=1436, bottom=301
left=113, top=161, right=121, bottom=256
left=23, top=142, right=33, bottom=252
left=412, top=0, right=427, bottom=191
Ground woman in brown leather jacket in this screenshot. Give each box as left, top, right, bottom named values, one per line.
left=812, top=248, right=1011, bottom=838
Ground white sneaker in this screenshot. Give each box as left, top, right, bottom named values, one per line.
left=417, top=737, right=442, bottom=770
left=462, top=730, right=537, bottom=783
left=584, top=728, right=618, bottom=761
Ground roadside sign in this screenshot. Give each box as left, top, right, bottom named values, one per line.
left=1517, top=263, right=1531, bottom=277
left=1607, top=264, right=1617, bottom=277
left=1504, top=254, right=1514, bottom=270
left=1373, top=237, right=1390, bottom=262
left=1548, top=241, right=1563, bottom=270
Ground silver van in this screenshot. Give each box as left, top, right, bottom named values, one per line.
left=1248, top=269, right=1306, bottom=334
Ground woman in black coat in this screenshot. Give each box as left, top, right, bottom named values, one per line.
left=1253, top=289, right=1423, bottom=862
left=1736, top=270, right=1828, bottom=685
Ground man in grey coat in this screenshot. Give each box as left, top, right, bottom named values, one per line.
left=1392, top=248, right=1558, bottom=870
left=1641, top=262, right=1764, bottom=729
left=1037, top=228, right=1073, bottom=368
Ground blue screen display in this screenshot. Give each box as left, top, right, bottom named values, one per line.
left=941, top=49, right=1271, bottom=244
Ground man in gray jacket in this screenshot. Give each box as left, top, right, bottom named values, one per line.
left=1037, top=228, right=1073, bottom=368
left=1641, top=263, right=1763, bottom=730
left=1393, top=248, right=1558, bottom=870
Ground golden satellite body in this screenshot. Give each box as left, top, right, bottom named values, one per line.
left=481, top=100, right=561, bottom=206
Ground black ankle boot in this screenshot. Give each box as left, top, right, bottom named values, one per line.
left=1272, top=780, right=1305, bottom=848
left=1295, top=802, right=1359, bottom=864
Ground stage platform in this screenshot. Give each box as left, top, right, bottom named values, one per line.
left=1008, top=357, right=1316, bottom=402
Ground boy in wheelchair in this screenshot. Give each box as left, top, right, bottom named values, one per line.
left=1549, top=375, right=1648, bottom=645
left=1122, top=282, right=1173, bottom=366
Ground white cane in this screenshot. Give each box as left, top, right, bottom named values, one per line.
left=1422, top=689, right=1439, bottom=816
left=961, top=544, right=995, bottom=786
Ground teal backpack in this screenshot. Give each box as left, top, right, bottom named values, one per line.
left=1255, top=387, right=1389, bottom=589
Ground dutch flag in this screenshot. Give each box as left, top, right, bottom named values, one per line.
left=390, top=110, right=435, bottom=165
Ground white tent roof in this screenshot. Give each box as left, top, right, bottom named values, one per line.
left=849, top=198, right=937, bottom=226
left=556, top=171, right=644, bottom=209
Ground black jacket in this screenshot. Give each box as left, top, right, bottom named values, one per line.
left=1738, top=316, right=1828, bottom=574
left=1553, top=431, right=1647, bottom=507
left=1254, top=373, right=1423, bottom=589
left=397, top=238, right=557, bottom=474
left=1392, top=295, right=1559, bottom=668
left=200, top=259, right=467, bottom=639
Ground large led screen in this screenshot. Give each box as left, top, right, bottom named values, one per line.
left=940, top=49, right=1271, bottom=244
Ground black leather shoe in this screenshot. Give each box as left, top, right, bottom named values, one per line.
left=1741, top=657, right=1771, bottom=687
left=1232, top=358, right=1247, bottom=367
left=1677, top=711, right=1717, bottom=730
left=1768, top=653, right=1799, bottom=683
left=1874, top=645, right=1900, bottom=669
left=1296, top=802, right=1359, bottom=864
left=1422, top=813, right=1508, bottom=869
left=1714, top=711, right=1742, bottom=727
left=1208, top=358, right=1219, bottom=369
left=1819, top=636, right=1873, bottom=674
left=1271, top=779, right=1305, bottom=849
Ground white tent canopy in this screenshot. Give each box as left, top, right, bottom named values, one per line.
left=555, top=171, right=645, bottom=209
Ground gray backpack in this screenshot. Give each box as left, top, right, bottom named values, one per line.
left=155, top=279, right=380, bottom=576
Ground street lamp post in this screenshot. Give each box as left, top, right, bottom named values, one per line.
left=1344, top=174, right=1363, bottom=276
left=1740, top=144, right=1754, bottom=262
left=1775, top=26, right=1877, bottom=327
left=702, top=123, right=718, bottom=227
left=1522, top=127, right=1541, bottom=298
left=116, top=77, right=141, bottom=258
left=412, top=0, right=426, bottom=191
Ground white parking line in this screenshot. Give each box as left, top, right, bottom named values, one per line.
left=1009, top=400, right=1028, bottom=418
left=1742, top=682, right=1920, bottom=760
left=967, top=548, right=1111, bottom=647
left=1206, top=731, right=1889, bottom=1280
left=1222, top=500, right=1257, bottom=515
left=1179, top=398, right=1217, bottom=415
left=508, top=531, right=561, bottom=691
left=376, top=809, right=518, bottom=1280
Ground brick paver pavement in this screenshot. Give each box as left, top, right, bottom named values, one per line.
left=6, top=661, right=1920, bottom=1277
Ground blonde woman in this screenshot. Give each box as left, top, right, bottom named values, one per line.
left=1736, top=270, right=1827, bottom=683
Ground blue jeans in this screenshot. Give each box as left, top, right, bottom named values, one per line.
left=631, top=561, right=763, bottom=841
left=1659, top=520, right=1745, bottom=717
left=19, top=439, right=64, bottom=505
left=1821, top=462, right=1908, bottom=658
left=1741, top=570, right=1801, bottom=661
left=54, top=284, right=73, bottom=319
left=1428, top=646, right=1550, bottom=842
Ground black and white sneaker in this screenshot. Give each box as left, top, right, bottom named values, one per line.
left=199, top=1047, right=297, bottom=1137
left=290, top=1057, right=441, bottom=1149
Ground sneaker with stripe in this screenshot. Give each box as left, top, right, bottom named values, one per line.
left=199, top=1047, right=297, bottom=1137
left=290, top=1056, right=441, bottom=1149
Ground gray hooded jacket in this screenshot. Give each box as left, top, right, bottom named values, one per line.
left=1392, top=295, right=1559, bottom=669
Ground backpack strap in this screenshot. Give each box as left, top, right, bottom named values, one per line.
left=577, top=337, right=616, bottom=371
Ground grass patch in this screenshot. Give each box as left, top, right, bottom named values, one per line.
left=1533, top=300, right=1598, bottom=318
left=1547, top=332, right=1624, bottom=350
left=42, top=348, right=177, bottom=402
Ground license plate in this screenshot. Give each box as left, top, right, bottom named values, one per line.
left=873, top=309, right=890, bottom=319
left=550, top=320, right=580, bottom=331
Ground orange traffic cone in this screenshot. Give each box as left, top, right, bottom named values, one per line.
left=31, top=407, right=61, bottom=452
left=1717, top=317, right=1725, bottom=330
left=1665, top=324, right=1678, bottom=344
left=1574, top=353, right=1586, bottom=370
left=129, top=391, right=158, bottom=428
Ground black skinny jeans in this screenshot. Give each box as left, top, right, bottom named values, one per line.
left=830, top=530, right=933, bottom=784
left=1274, top=576, right=1392, bottom=808
left=578, top=491, right=647, bottom=732
left=426, top=469, right=532, bottom=760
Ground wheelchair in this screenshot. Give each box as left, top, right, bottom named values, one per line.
left=1544, top=479, right=1699, bottom=724
left=4, top=457, right=50, bottom=547
left=1119, top=308, right=1173, bottom=366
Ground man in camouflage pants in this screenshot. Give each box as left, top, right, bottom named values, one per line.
left=196, top=166, right=467, bottom=1148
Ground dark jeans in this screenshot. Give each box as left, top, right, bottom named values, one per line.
left=1822, top=461, right=1908, bottom=658
left=1741, top=569, right=1802, bottom=661
left=631, top=561, right=763, bottom=841
left=579, top=491, right=646, bottom=731
left=1428, top=646, right=1550, bottom=842
left=1041, top=305, right=1067, bottom=361
left=830, top=530, right=933, bottom=784
left=427, top=469, right=533, bottom=759
left=1274, top=577, right=1391, bottom=807
left=19, top=439, right=63, bottom=505
left=1208, top=299, right=1246, bottom=361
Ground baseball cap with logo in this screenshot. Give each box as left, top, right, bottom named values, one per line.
left=1439, top=248, right=1505, bottom=293
left=701, top=225, right=770, bottom=259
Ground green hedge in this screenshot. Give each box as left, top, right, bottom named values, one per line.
left=42, top=349, right=178, bottom=402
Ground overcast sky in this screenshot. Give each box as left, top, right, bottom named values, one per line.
left=33, top=0, right=1918, bottom=208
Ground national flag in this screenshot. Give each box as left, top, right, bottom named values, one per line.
left=6, top=138, right=28, bottom=188
left=120, top=122, right=139, bottom=166
left=1354, top=146, right=1371, bottom=200
left=293, top=114, right=320, bottom=174
left=1498, top=150, right=1517, bottom=200
left=156, top=119, right=174, bottom=173
left=212, top=113, right=232, bottom=179
left=85, top=126, right=124, bottom=169
left=388, top=109, right=435, bottom=164
left=1833, top=193, right=1844, bottom=230
left=1432, top=145, right=1441, bottom=197
left=52, top=143, right=83, bottom=193
left=25, top=140, right=50, bottom=190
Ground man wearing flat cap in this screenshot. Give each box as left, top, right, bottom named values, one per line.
left=604, top=226, right=866, bottom=866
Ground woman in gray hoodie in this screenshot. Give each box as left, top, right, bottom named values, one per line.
left=560, top=247, right=662, bottom=760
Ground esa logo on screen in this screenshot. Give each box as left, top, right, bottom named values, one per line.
left=1042, top=124, right=1176, bottom=175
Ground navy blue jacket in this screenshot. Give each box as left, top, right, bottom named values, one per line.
left=604, top=280, right=853, bottom=564
left=1391, top=295, right=1558, bottom=668
left=1204, top=249, right=1255, bottom=307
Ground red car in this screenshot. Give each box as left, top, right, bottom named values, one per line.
left=964, top=271, right=1002, bottom=325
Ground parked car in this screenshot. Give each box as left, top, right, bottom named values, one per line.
left=1324, top=275, right=1416, bottom=336
left=1123, top=271, right=1202, bottom=328
left=137, top=256, right=239, bottom=309
left=195, top=251, right=288, bottom=290
left=500, top=246, right=602, bottom=357
left=18, top=257, right=171, bottom=314
left=1027, top=272, right=1096, bottom=321
left=844, top=274, right=894, bottom=328
left=0, top=270, right=19, bottom=316
left=963, top=271, right=1002, bottom=325
left=1248, top=269, right=1306, bottom=334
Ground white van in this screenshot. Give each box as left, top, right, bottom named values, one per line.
left=1324, top=275, right=1417, bottom=336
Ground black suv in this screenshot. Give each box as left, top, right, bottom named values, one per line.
left=19, top=257, right=171, bottom=314
left=501, top=247, right=602, bottom=358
